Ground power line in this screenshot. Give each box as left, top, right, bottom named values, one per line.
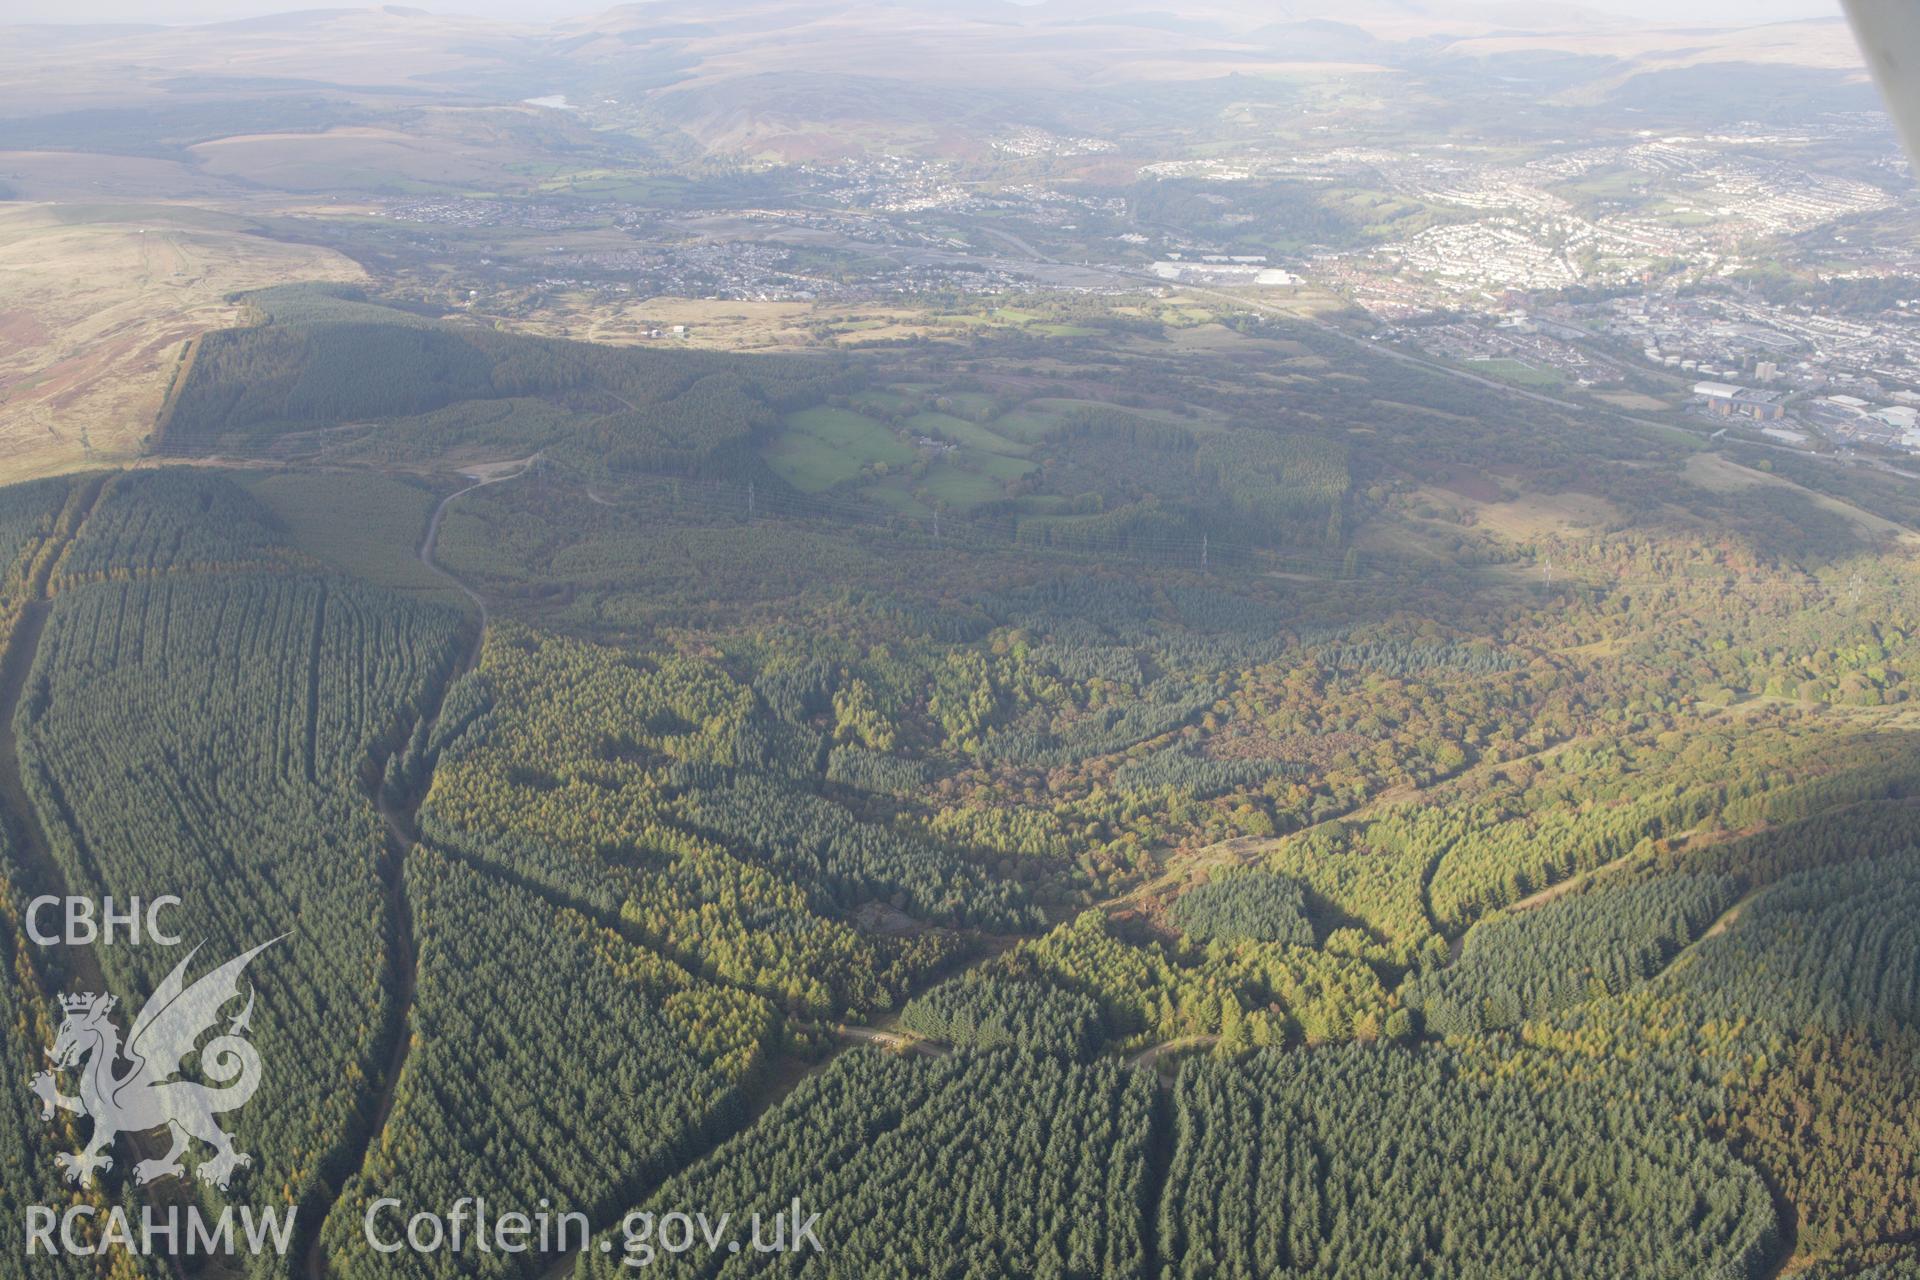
left=569, top=470, right=1365, bottom=573
left=138, top=442, right=1905, bottom=595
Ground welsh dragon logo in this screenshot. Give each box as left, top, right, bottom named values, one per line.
left=30, top=939, right=280, bottom=1191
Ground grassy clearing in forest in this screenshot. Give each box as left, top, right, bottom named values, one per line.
left=764, top=406, right=916, bottom=492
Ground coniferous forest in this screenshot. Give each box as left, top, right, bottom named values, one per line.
left=3, top=267, right=1919, bottom=1280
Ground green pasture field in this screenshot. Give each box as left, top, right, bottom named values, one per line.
left=850, top=388, right=917, bottom=414
left=920, top=458, right=1009, bottom=507
left=907, top=412, right=1031, bottom=457
left=1466, top=358, right=1564, bottom=389
left=987, top=407, right=1070, bottom=442
left=971, top=452, right=1037, bottom=482
left=940, top=392, right=1000, bottom=418
left=859, top=480, right=935, bottom=516
left=764, top=406, right=917, bottom=492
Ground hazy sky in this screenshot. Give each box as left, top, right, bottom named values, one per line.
left=11, top=0, right=1845, bottom=26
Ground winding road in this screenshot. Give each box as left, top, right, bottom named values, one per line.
left=300, top=455, right=537, bottom=1280
left=417, top=453, right=543, bottom=626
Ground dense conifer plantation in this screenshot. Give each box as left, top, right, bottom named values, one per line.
left=318, top=848, right=776, bottom=1279
left=1159, top=1045, right=1778, bottom=1280
left=13, top=486, right=465, bottom=1255
left=573, top=1048, right=1155, bottom=1279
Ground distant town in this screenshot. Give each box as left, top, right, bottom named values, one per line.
left=371, top=116, right=1920, bottom=462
